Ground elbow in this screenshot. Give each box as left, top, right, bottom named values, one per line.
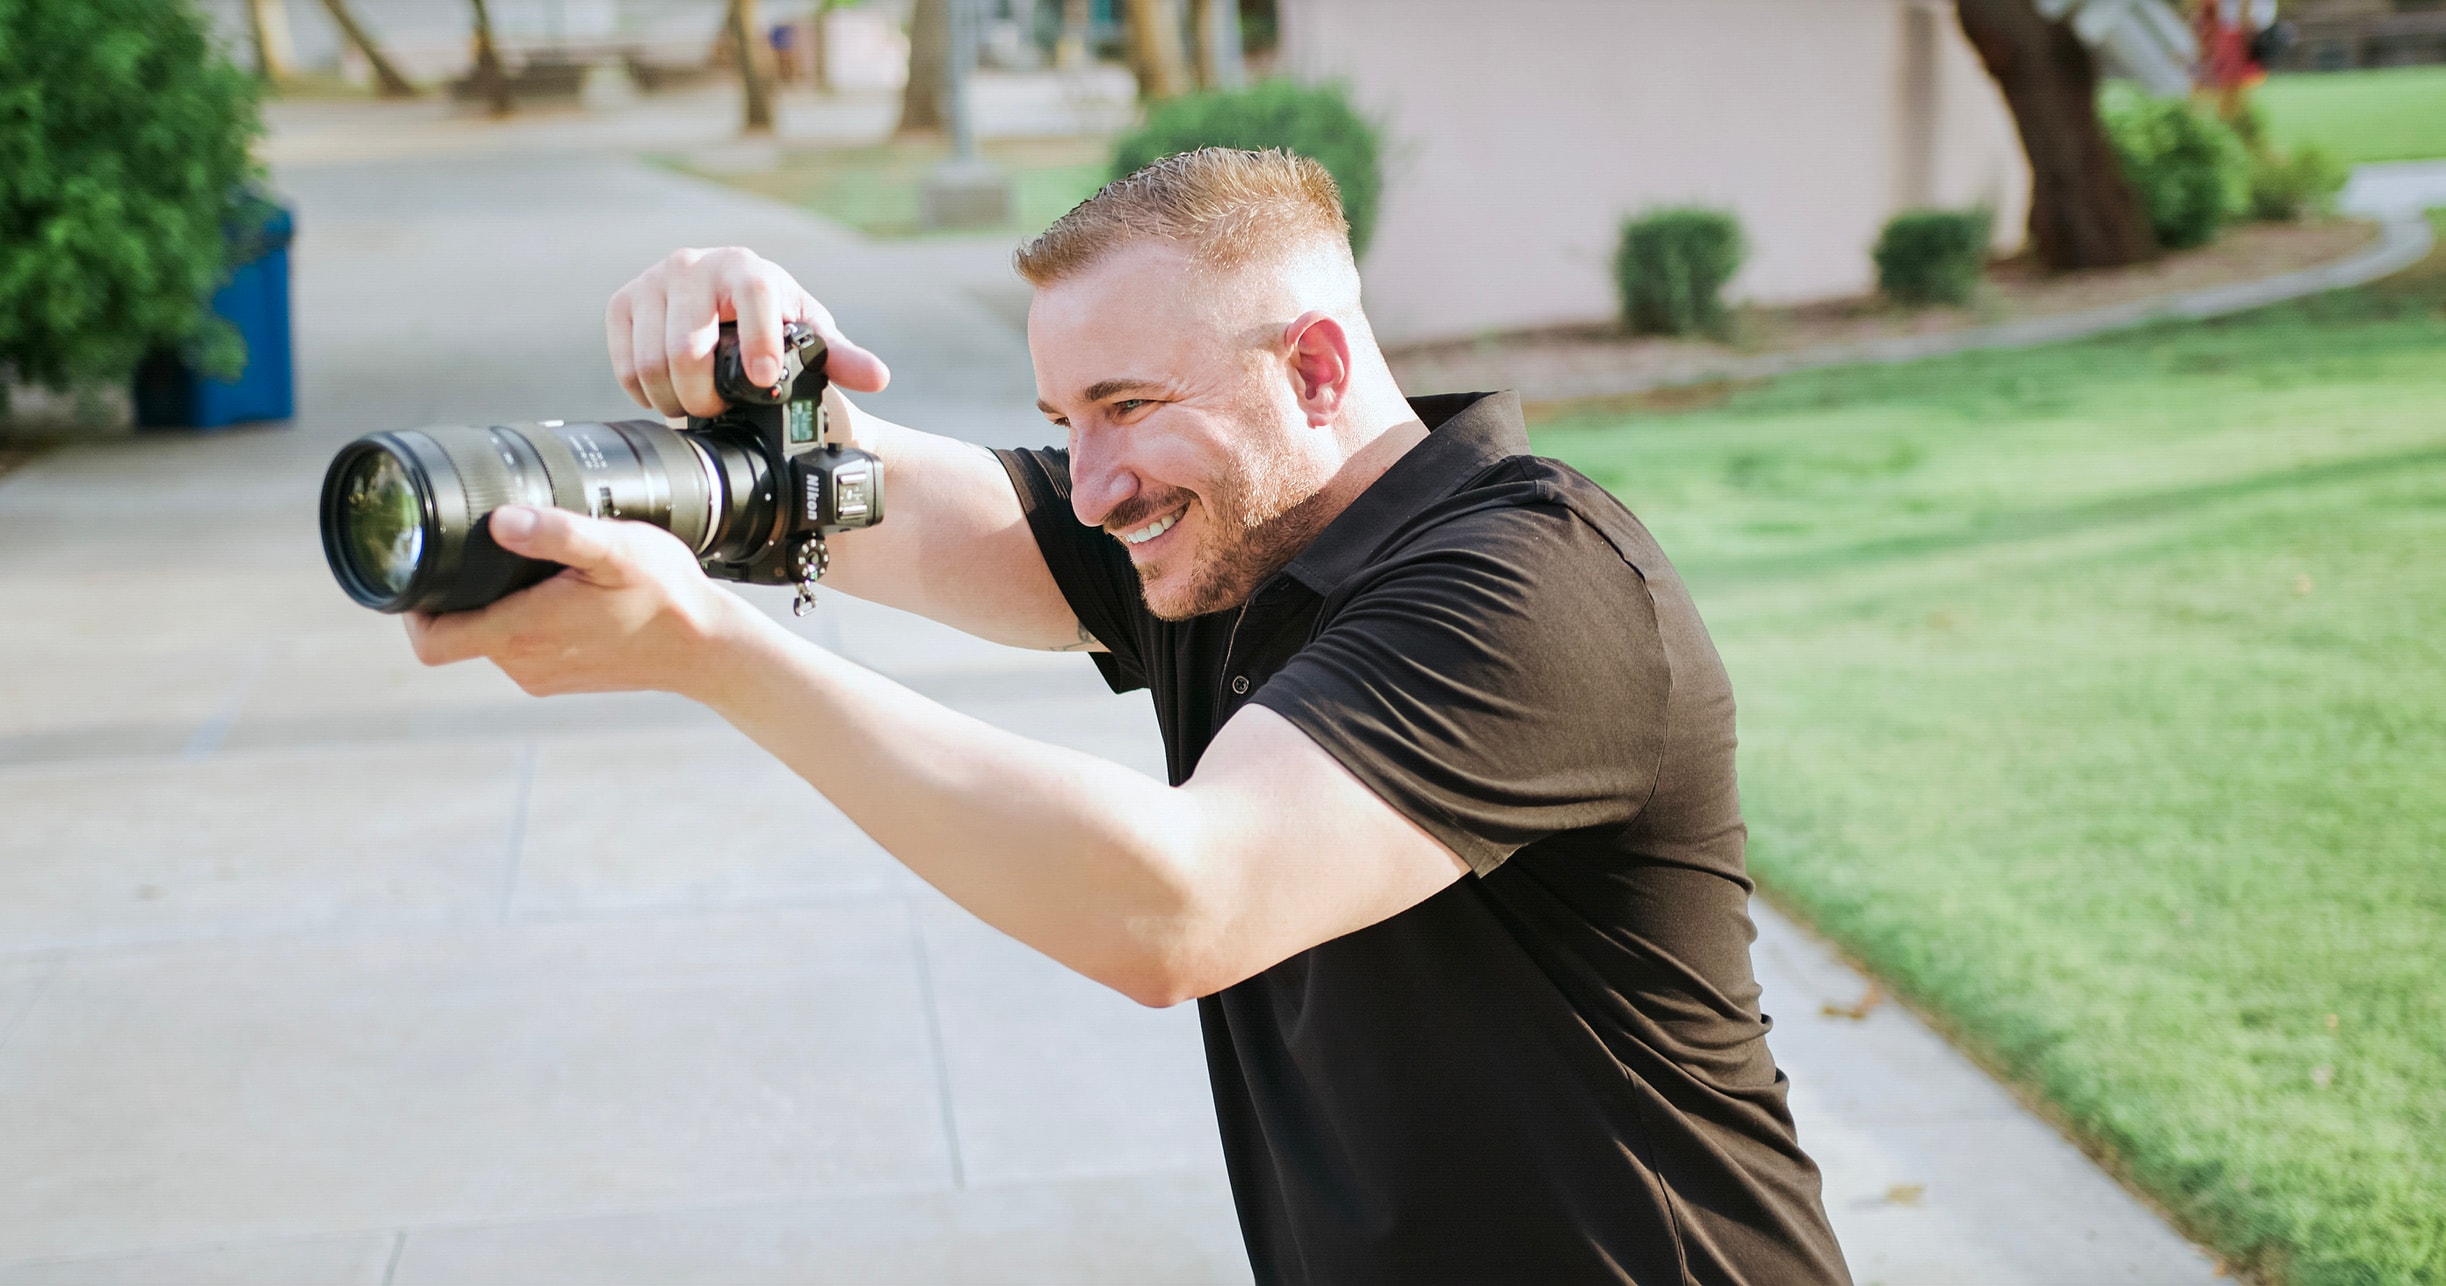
left=1101, top=935, right=1221, bottom=1009
left=1102, top=919, right=1232, bottom=1010
left=1093, top=818, right=1237, bottom=1008
left=1115, top=959, right=1213, bottom=1009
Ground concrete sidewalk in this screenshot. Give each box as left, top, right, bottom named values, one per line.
left=0, top=135, right=2221, bottom=1282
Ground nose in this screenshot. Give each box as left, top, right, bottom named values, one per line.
left=1067, top=430, right=1139, bottom=530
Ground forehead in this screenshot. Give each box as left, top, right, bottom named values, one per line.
left=1027, top=241, right=1242, bottom=394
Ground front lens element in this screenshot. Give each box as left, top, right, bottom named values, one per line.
left=338, top=449, right=425, bottom=597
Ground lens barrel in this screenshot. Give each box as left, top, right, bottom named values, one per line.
left=320, top=419, right=736, bottom=614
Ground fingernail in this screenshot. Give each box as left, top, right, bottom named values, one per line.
left=491, top=506, right=538, bottom=540
left=749, top=356, right=781, bottom=386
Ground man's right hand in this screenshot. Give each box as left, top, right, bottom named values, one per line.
left=606, top=247, right=892, bottom=418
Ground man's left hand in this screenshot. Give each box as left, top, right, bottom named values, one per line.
left=404, top=505, right=758, bottom=702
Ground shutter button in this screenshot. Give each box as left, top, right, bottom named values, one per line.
left=1231, top=675, right=1251, bottom=695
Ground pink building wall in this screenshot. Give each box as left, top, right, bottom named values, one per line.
left=1279, top=0, right=2034, bottom=344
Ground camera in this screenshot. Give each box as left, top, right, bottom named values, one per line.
left=320, top=322, right=883, bottom=615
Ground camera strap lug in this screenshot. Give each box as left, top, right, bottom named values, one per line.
left=790, top=532, right=830, bottom=617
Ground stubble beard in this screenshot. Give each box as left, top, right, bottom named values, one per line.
left=1135, top=439, right=1336, bottom=622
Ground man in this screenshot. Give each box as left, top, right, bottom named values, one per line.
left=410, top=148, right=1850, bottom=1284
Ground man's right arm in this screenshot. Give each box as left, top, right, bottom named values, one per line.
left=606, top=247, right=1092, bottom=652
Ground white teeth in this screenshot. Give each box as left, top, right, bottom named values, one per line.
left=1121, top=512, right=1179, bottom=545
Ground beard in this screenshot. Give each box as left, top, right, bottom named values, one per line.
left=1112, top=431, right=1338, bottom=623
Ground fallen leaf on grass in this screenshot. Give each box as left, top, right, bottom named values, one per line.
left=1822, top=983, right=1884, bottom=1021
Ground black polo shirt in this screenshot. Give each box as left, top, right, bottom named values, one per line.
left=997, top=391, right=1849, bottom=1286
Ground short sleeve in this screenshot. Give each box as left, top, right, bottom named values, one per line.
left=1248, top=504, right=1673, bottom=875
left=995, top=446, right=1151, bottom=693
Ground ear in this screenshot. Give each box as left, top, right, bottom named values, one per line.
left=1281, top=310, right=1354, bottom=429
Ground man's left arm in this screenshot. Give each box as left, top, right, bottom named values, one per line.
left=407, top=505, right=1465, bottom=1008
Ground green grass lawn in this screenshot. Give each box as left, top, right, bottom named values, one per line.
left=1534, top=216, right=2446, bottom=1285
left=666, top=135, right=1111, bottom=239
left=2260, top=65, right=2446, bottom=165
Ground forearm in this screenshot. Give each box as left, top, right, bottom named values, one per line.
left=808, top=393, right=1083, bottom=649
left=694, top=601, right=1206, bottom=1003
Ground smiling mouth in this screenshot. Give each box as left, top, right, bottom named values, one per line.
left=1118, top=508, right=1183, bottom=546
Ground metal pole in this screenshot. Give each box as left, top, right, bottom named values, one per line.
left=946, top=0, right=978, bottom=161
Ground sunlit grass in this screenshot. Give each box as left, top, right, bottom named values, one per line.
left=2260, top=65, right=2446, bottom=165
left=1535, top=222, right=2446, bottom=1285
left=662, top=134, right=1110, bottom=239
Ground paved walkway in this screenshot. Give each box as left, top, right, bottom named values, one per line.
left=2342, top=157, right=2446, bottom=219
left=0, top=110, right=2224, bottom=1283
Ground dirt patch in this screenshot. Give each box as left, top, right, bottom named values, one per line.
left=0, top=444, right=48, bottom=483
left=1393, top=219, right=2383, bottom=398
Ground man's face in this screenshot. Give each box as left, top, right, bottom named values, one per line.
left=1029, top=242, right=1338, bottom=621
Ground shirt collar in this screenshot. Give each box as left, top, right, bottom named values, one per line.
left=1281, top=390, right=1529, bottom=596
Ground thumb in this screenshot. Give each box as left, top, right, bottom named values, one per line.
left=488, top=505, right=625, bottom=574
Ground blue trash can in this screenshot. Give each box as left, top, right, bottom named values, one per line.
left=133, top=199, right=295, bottom=429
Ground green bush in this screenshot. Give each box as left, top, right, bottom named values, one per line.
left=2248, top=144, right=2348, bottom=222
left=1874, top=208, right=1992, bottom=307
left=1614, top=207, right=1746, bottom=337
left=0, top=0, right=263, bottom=405
left=1110, top=80, right=1384, bottom=258
left=2100, top=84, right=2249, bottom=250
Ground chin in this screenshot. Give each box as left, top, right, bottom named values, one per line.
left=1138, top=573, right=1208, bottom=622
left=1136, top=557, right=1245, bottom=622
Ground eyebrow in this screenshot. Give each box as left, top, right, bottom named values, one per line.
left=1038, top=378, right=1169, bottom=416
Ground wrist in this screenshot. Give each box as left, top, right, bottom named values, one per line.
left=675, top=587, right=793, bottom=711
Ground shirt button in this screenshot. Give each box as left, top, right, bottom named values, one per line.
left=1231, top=675, right=1251, bottom=695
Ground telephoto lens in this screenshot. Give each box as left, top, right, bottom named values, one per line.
left=320, top=323, right=883, bottom=614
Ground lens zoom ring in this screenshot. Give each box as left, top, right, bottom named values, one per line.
left=436, top=431, right=518, bottom=524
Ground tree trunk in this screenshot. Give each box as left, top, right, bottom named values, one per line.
left=810, top=0, right=834, bottom=93
left=728, top=0, right=776, bottom=133
left=248, top=0, right=296, bottom=83
left=1056, top=0, right=1091, bottom=70
left=898, top=0, right=949, bottom=134
left=1122, top=0, right=1192, bottom=102
left=315, top=0, right=418, bottom=98
left=1189, top=0, right=1244, bottom=89
left=466, top=0, right=514, bottom=117
left=1955, top=0, right=2155, bottom=270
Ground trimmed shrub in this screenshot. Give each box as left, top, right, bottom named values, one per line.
left=0, top=0, right=263, bottom=405
left=2099, top=84, right=2249, bottom=250
left=1110, top=80, right=1384, bottom=258
left=1874, top=208, right=1992, bottom=307
left=1614, top=207, right=1746, bottom=337
left=2248, top=144, right=2347, bottom=222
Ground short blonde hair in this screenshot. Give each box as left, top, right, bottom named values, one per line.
left=1014, top=147, right=1351, bottom=286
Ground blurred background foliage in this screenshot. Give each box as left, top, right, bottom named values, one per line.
left=0, top=0, right=263, bottom=403
left=1111, top=79, right=1383, bottom=257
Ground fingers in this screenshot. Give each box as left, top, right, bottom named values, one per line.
left=665, top=267, right=724, bottom=419
left=404, top=607, right=486, bottom=668
left=607, top=248, right=893, bottom=416
left=793, top=291, right=892, bottom=393
left=629, top=287, right=679, bottom=416
left=487, top=506, right=625, bottom=576
left=733, top=272, right=786, bottom=392
left=606, top=290, right=645, bottom=409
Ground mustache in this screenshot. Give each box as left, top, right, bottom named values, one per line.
left=1103, top=489, right=1193, bottom=535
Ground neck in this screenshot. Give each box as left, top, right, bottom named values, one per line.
left=1311, top=375, right=1428, bottom=525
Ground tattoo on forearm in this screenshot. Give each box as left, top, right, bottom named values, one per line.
left=1048, top=619, right=1100, bottom=652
